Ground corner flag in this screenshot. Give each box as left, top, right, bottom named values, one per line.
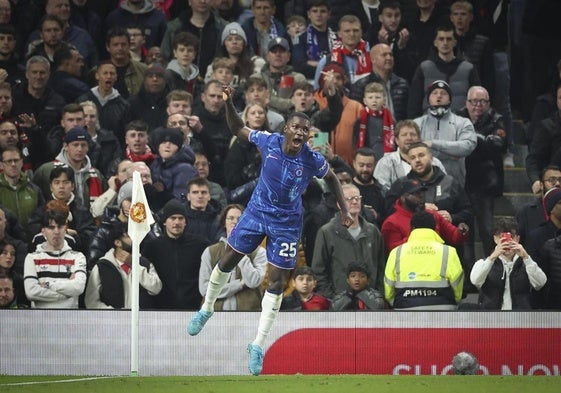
left=127, top=170, right=154, bottom=376
left=128, top=171, right=155, bottom=243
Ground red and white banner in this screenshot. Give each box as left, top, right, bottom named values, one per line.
left=2, top=311, right=560, bottom=376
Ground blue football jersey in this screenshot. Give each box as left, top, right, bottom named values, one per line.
left=247, top=130, right=329, bottom=217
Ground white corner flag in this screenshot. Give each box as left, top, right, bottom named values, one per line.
left=128, top=171, right=155, bottom=244
left=127, top=170, right=155, bottom=376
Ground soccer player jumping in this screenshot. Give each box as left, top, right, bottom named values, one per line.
left=187, top=86, right=352, bottom=375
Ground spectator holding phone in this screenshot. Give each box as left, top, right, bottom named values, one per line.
left=470, top=218, right=546, bottom=310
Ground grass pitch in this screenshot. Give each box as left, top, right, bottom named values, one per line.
left=0, top=375, right=559, bottom=393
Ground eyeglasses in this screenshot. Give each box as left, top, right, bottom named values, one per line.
left=2, top=158, right=21, bottom=165
left=544, top=177, right=561, bottom=184
left=467, top=99, right=489, bottom=106
left=345, top=195, right=362, bottom=202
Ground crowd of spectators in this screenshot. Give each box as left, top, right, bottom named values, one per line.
left=1, top=0, right=560, bottom=312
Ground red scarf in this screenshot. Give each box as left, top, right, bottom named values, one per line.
left=357, top=107, right=395, bottom=152
left=126, top=146, right=156, bottom=166
left=330, top=39, right=372, bottom=78
left=52, top=160, right=103, bottom=205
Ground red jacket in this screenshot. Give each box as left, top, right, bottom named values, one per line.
left=381, top=199, right=468, bottom=254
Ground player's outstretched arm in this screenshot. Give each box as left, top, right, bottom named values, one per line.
left=324, top=168, right=353, bottom=228
left=223, top=86, right=250, bottom=142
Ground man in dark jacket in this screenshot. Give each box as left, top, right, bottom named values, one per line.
left=450, top=1, right=495, bottom=102
left=104, top=0, right=167, bottom=50
left=49, top=43, right=89, bottom=103
left=193, top=80, right=231, bottom=186
left=184, top=177, right=220, bottom=243
left=349, top=43, right=409, bottom=122
left=457, top=85, right=507, bottom=255
left=142, top=199, right=210, bottom=310
left=526, top=84, right=561, bottom=194
left=407, top=25, right=480, bottom=118
left=516, top=165, right=561, bottom=247
left=77, top=61, right=130, bottom=146
left=127, top=63, right=170, bottom=131
left=12, top=55, right=66, bottom=167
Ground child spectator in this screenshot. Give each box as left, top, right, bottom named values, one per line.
left=281, top=266, right=330, bottom=310
left=353, top=82, right=395, bottom=161
left=330, top=262, right=385, bottom=310
left=209, top=57, right=235, bottom=87
left=286, top=15, right=306, bottom=43
left=207, top=57, right=242, bottom=110
left=165, top=31, right=202, bottom=95
left=150, top=127, right=197, bottom=200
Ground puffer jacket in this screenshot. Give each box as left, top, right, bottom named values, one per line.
left=87, top=206, right=162, bottom=270
left=150, top=146, right=197, bottom=200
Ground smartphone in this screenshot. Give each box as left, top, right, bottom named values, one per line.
left=500, top=232, right=512, bottom=242
left=314, top=131, right=329, bottom=148
left=500, top=232, right=512, bottom=251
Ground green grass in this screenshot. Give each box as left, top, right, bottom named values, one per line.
left=0, top=375, right=559, bottom=393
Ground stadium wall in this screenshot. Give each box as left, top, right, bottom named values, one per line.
left=1, top=310, right=560, bottom=376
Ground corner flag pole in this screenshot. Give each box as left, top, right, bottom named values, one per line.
left=127, top=171, right=154, bottom=376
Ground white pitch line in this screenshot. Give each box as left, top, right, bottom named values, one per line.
left=0, top=376, right=125, bottom=386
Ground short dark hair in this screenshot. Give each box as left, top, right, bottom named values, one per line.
left=1, top=146, right=22, bottom=160
left=307, top=0, right=330, bottom=11
left=0, top=273, right=13, bottom=284
left=125, top=120, right=149, bottom=134
left=187, top=176, right=209, bottom=192
left=40, top=14, right=64, bottom=31
left=49, top=166, right=75, bottom=184
left=405, top=141, right=430, bottom=155
left=0, top=24, right=16, bottom=37
left=293, top=265, right=315, bottom=278
left=346, top=262, right=370, bottom=277
left=410, top=211, right=436, bottom=230
left=287, top=112, right=310, bottom=124
left=53, top=43, right=77, bottom=70
left=380, top=0, right=402, bottom=13
left=435, top=24, right=455, bottom=38
left=106, top=26, right=130, bottom=45
left=172, top=31, right=199, bottom=52
left=62, top=103, right=84, bottom=116
left=493, top=217, right=518, bottom=236
left=245, top=76, right=268, bottom=91
left=40, top=209, right=68, bottom=228
left=291, top=81, right=314, bottom=95
left=353, top=146, right=376, bottom=160
left=541, top=165, right=561, bottom=182
left=107, top=220, right=127, bottom=244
